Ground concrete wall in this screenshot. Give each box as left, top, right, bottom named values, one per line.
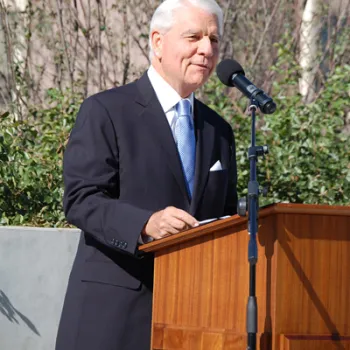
left=0, top=226, right=80, bottom=350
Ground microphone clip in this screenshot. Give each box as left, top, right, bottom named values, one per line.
left=248, top=98, right=259, bottom=113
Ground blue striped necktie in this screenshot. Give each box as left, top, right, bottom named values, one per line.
left=175, top=99, right=196, bottom=199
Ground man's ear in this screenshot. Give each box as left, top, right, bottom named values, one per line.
left=151, top=30, right=163, bottom=58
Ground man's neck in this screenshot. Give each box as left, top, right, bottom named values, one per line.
left=151, top=61, right=192, bottom=98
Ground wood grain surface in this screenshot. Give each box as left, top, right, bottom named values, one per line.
left=140, top=204, right=350, bottom=349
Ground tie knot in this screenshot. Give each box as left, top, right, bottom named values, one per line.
left=177, top=99, right=192, bottom=118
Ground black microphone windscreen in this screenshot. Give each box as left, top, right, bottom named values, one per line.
left=216, top=59, right=245, bottom=87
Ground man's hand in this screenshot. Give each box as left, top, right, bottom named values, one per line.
left=142, top=206, right=199, bottom=240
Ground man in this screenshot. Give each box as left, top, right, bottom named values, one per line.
left=56, top=0, right=237, bottom=349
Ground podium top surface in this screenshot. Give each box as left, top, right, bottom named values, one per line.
left=138, top=203, right=350, bottom=253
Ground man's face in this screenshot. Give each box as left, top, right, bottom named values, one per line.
left=152, top=6, right=220, bottom=97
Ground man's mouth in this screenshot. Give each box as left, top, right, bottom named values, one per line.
left=193, top=63, right=210, bottom=69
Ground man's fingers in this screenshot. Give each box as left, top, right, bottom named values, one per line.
left=143, top=207, right=199, bottom=240
left=164, top=217, right=188, bottom=231
left=164, top=207, right=199, bottom=227
left=155, top=231, right=172, bottom=240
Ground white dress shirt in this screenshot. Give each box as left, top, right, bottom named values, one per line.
left=147, top=65, right=194, bottom=141
left=138, top=66, right=195, bottom=244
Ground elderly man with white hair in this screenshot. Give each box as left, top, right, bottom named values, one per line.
left=56, top=0, right=237, bottom=349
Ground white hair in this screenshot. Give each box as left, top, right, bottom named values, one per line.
left=148, top=0, right=224, bottom=61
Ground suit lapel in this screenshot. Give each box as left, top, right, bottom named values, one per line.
left=190, top=99, right=215, bottom=215
left=135, top=73, right=190, bottom=203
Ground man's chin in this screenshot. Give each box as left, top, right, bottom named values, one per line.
left=193, top=76, right=210, bottom=88
left=181, top=76, right=210, bottom=95
left=190, top=71, right=211, bottom=83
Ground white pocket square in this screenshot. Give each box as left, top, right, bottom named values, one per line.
left=209, top=160, right=223, bottom=171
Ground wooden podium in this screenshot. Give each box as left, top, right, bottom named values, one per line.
left=139, top=203, right=350, bottom=350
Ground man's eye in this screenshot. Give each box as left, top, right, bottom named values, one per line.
left=210, top=37, right=219, bottom=43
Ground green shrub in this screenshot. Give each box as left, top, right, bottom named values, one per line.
left=204, top=62, right=350, bottom=206
left=1, top=54, right=349, bottom=226
left=0, top=89, right=82, bottom=226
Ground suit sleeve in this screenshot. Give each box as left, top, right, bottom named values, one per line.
left=63, top=97, right=153, bottom=255
left=224, top=128, right=238, bottom=216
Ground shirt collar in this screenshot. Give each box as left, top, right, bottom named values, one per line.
left=147, top=65, right=194, bottom=115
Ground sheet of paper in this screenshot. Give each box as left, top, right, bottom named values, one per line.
left=198, top=215, right=231, bottom=225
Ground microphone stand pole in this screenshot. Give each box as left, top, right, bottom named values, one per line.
left=246, top=98, right=268, bottom=350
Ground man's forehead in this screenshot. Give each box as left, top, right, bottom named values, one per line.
left=180, top=28, right=220, bottom=37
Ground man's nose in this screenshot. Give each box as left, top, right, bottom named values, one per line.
left=198, top=37, right=214, bottom=57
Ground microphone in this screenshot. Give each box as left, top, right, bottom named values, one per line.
left=216, top=59, right=276, bottom=114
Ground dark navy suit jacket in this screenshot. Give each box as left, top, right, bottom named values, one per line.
left=56, top=72, right=237, bottom=350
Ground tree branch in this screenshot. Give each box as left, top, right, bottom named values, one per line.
left=0, top=0, right=24, bottom=118
left=55, top=0, right=74, bottom=92
left=251, top=0, right=283, bottom=66
left=96, top=0, right=102, bottom=90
